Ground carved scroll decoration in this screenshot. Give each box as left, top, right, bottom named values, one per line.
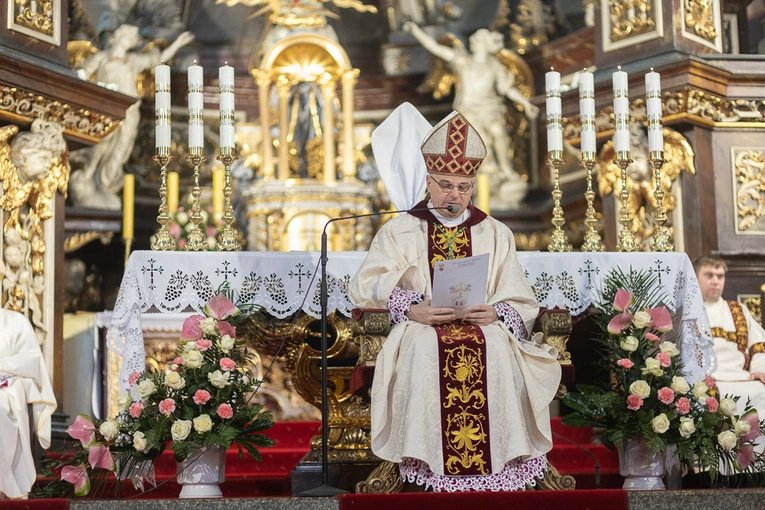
left=683, top=0, right=718, bottom=44
left=732, top=148, right=765, bottom=234
left=8, top=0, right=61, bottom=45
left=608, top=0, right=656, bottom=42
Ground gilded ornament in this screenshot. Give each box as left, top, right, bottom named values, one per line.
left=683, top=0, right=718, bottom=43
left=732, top=149, right=765, bottom=232
left=63, top=231, right=114, bottom=253
left=12, top=0, right=56, bottom=38
left=609, top=0, right=656, bottom=42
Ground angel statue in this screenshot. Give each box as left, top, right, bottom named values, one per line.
left=598, top=124, right=696, bottom=250
left=404, top=22, right=539, bottom=209
left=69, top=24, right=194, bottom=210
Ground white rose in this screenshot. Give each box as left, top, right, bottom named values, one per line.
left=679, top=417, right=696, bottom=438
left=718, top=430, right=738, bottom=451
left=171, top=420, right=193, bottom=441
left=629, top=380, right=651, bottom=399
left=720, top=398, right=737, bottom=417
left=193, top=414, right=213, bottom=433
left=641, top=357, right=664, bottom=377
left=620, top=335, right=639, bottom=352
left=692, top=380, right=709, bottom=400
left=208, top=370, right=231, bottom=389
left=99, top=420, right=120, bottom=441
left=735, top=419, right=752, bottom=437
left=633, top=310, right=653, bottom=329
left=165, top=372, right=186, bottom=390
left=117, top=392, right=131, bottom=411
left=200, top=317, right=218, bottom=336
left=659, top=341, right=680, bottom=358
left=651, top=413, right=670, bottom=434
left=176, top=211, right=189, bottom=224
left=133, top=431, right=148, bottom=452
left=137, top=379, right=156, bottom=398
left=218, top=335, right=235, bottom=353
left=670, top=376, right=690, bottom=394
left=183, top=349, right=204, bottom=369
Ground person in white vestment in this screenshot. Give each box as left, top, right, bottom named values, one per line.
left=349, top=110, right=561, bottom=492
left=694, top=255, right=765, bottom=415
left=0, top=309, right=57, bottom=499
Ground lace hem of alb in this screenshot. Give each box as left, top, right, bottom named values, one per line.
left=399, top=455, right=547, bottom=492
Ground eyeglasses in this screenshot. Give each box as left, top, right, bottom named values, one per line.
left=429, top=175, right=474, bottom=195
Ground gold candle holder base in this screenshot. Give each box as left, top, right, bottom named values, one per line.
left=151, top=148, right=177, bottom=251
left=580, top=156, right=604, bottom=252
left=615, top=153, right=638, bottom=252
left=650, top=151, right=673, bottom=252
left=547, top=151, right=572, bottom=253
left=185, top=148, right=208, bottom=251
left=217, top=147, right=241, bottom=252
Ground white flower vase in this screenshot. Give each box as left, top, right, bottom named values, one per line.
left=177, top=445, right=226, bottom=498
left=618, top=438, right=666, bottom=490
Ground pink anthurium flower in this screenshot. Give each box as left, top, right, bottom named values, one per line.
left=216, top=320, right=236, bottom=339
left=204, top=294, right=240, bottom=320
left=181, top=315, right=204, bottom=341
left=608, top=311, right=634, bottom=334
left=613, top=289, right=633, bottom=312
left=66, top=414, right=96, bottom=448
left=61, top=465, right=91, bottom=496
left=742, top=410, right=761, bottom=442
left=647, top=307, right=673, bottom=332
left=88, top=443, right=116, bottom=471
left=737, top=444, right=755, bottom=470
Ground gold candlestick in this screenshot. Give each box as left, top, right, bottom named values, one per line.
left=151, top=147, right=177, bottom=251
left=185, top=147, right=208, bottom=251
left=547, top=150, right=572, bottom=252
left=650, top=150, right=673, bottom=252
left=217, top=147, right=241, bottom=251
left=615, top=150, right=638, bottom=252
left=580, top=153, right=604, bottom=252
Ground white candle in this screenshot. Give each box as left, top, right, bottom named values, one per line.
left=645, top=69, right=663, bottom=153
left=579, top=70, right=596, bottom=154
left=188, top=63, right=204, bottom=149
left=613, top=67, right=630, bottom=154
left=219, top=64, right=235, bottom=149
left=545, top=68, right=562, bottom=153
left=155, top=63, right=171, bottom=149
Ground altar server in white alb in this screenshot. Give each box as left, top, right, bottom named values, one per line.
left=349, top=105, right=561, bottom=492
left=695, top=255, right=765, bottom=414
left=0, top=309, right=57, bottom=499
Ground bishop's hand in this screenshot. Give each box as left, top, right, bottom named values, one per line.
left=750, top=372, right=765, bottom=384
left=406, top=300, right=455, bottom=326
left=463, top=304, right=498, bottom=326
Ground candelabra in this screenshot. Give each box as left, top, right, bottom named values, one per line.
left=580, top=152, right=604, bottom=252
left=615, top=150, right=638, bottom=252
left=217, top=147, right=241, bottom=251
left=185, top=147, right=208, bottom=251
left=649, top=150, right=673, bottom=252
left=547, top=150, right=572, bottom=252
left=151, top=147, right=177, bottom=251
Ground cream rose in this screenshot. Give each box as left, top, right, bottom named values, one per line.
left=670, top=376, right=690, bottom=394
left=165, top=372, right=186, bottom=390
left=735, top=419, right=752, bottom=437
left=629, top=380, right=651, bottom=398
left=193, top=414, right=213, bottom=433
left=641, top=357, right=663, bottom=377
left=659, top=341, right=680, bottom=358
left=219, top=334, right=235, bottom=353
left=620, top=335, right=639, bottom=352
left=692, top=380, right=709, bottom=400
left=651, top=413, right=670, bottom=434
left=133, top=431, right=148, bottom=452
left=720, top=398, right=737, bottom=417
left=117, top=392, right=131, bottom=411
left=679, top=417, right=696, bottom=438
left=200, top=317, right=218, bottom=336
left=99, top=420, right=120, bottom=441
left=171, top=420, right=193, bottom=441
left=183, top=349, right=204, bottom=369
left=137, top=379, right=156, bottom=398
left=208, top=370, right=231, bottom=389
left=632, top=310, right=652, bottom=329
left=718, top=430, right=738, bottom=451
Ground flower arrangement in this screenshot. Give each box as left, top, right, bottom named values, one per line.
left=168, top=204, right=222, bottom=251
left=563, top=269, right=765, bottom=482
left=35, top=293, right=273, bottom=497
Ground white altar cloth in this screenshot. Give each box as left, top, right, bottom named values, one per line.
left=108, top=251, right=715, bottom=389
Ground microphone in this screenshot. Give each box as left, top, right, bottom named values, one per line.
left=322, top=203, right=459, bottom=232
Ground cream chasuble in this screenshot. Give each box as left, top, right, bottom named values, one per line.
left=0, top=309, right=57, bottom=499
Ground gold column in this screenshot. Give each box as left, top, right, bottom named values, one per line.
left=319, top=73, right=336, bottom=186
left=256, top=71, right=275, bottom=180
left=277, top=76, right=291, bottom=181
left=341, top=69, right=359, bottom=182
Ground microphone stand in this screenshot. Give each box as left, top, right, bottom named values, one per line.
left=299, top=204, right=454, bottom=497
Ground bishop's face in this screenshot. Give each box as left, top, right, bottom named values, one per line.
left=426, top=173, right=475, bottom=219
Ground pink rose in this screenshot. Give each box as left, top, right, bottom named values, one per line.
left=675, top=397, right=691, bottom=415
left=195, top=339, right=213, bottom=351
left=159, top=398, right=176, bottom=416
left=617, top=358, right=634, bottom=369
left=627, top=395, right=643, bottom=411
left=658, top=387, right=675, bottom=405
left=705, top=375, right=715, bottom=389
left=128, top=371, right=141, bottom=386
left=173, top=356, right=184, bottom=365
left=217, top=403, right=234, bottom=419
left=129, top=402, right=144, bottom=418
left=178, top=239, right=186, bottom=248
left=644, top=332, right=661, bottom=342
left=220, top=358, right=236, bottom=371
left=707, top=397, right=719, bottom=413
left=206, top=226, right=217, bottom=237
left=656, top=352, right=671, bottom=368
left=193, top=389, right=211, bottom=405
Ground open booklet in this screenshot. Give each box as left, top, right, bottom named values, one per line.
left=431, top=253, right=489, bottom=317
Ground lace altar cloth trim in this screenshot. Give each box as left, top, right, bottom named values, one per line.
left=399, top=455, right=547, bottom=492
left=108, top=251, right=715, bottom=389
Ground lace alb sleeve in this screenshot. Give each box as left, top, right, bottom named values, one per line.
left=495, top=302, right=529, bottom=342
left=389, top=287, right=425, bottom=325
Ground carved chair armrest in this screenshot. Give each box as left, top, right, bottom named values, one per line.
left=534, top=308, right=574, bottom=398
